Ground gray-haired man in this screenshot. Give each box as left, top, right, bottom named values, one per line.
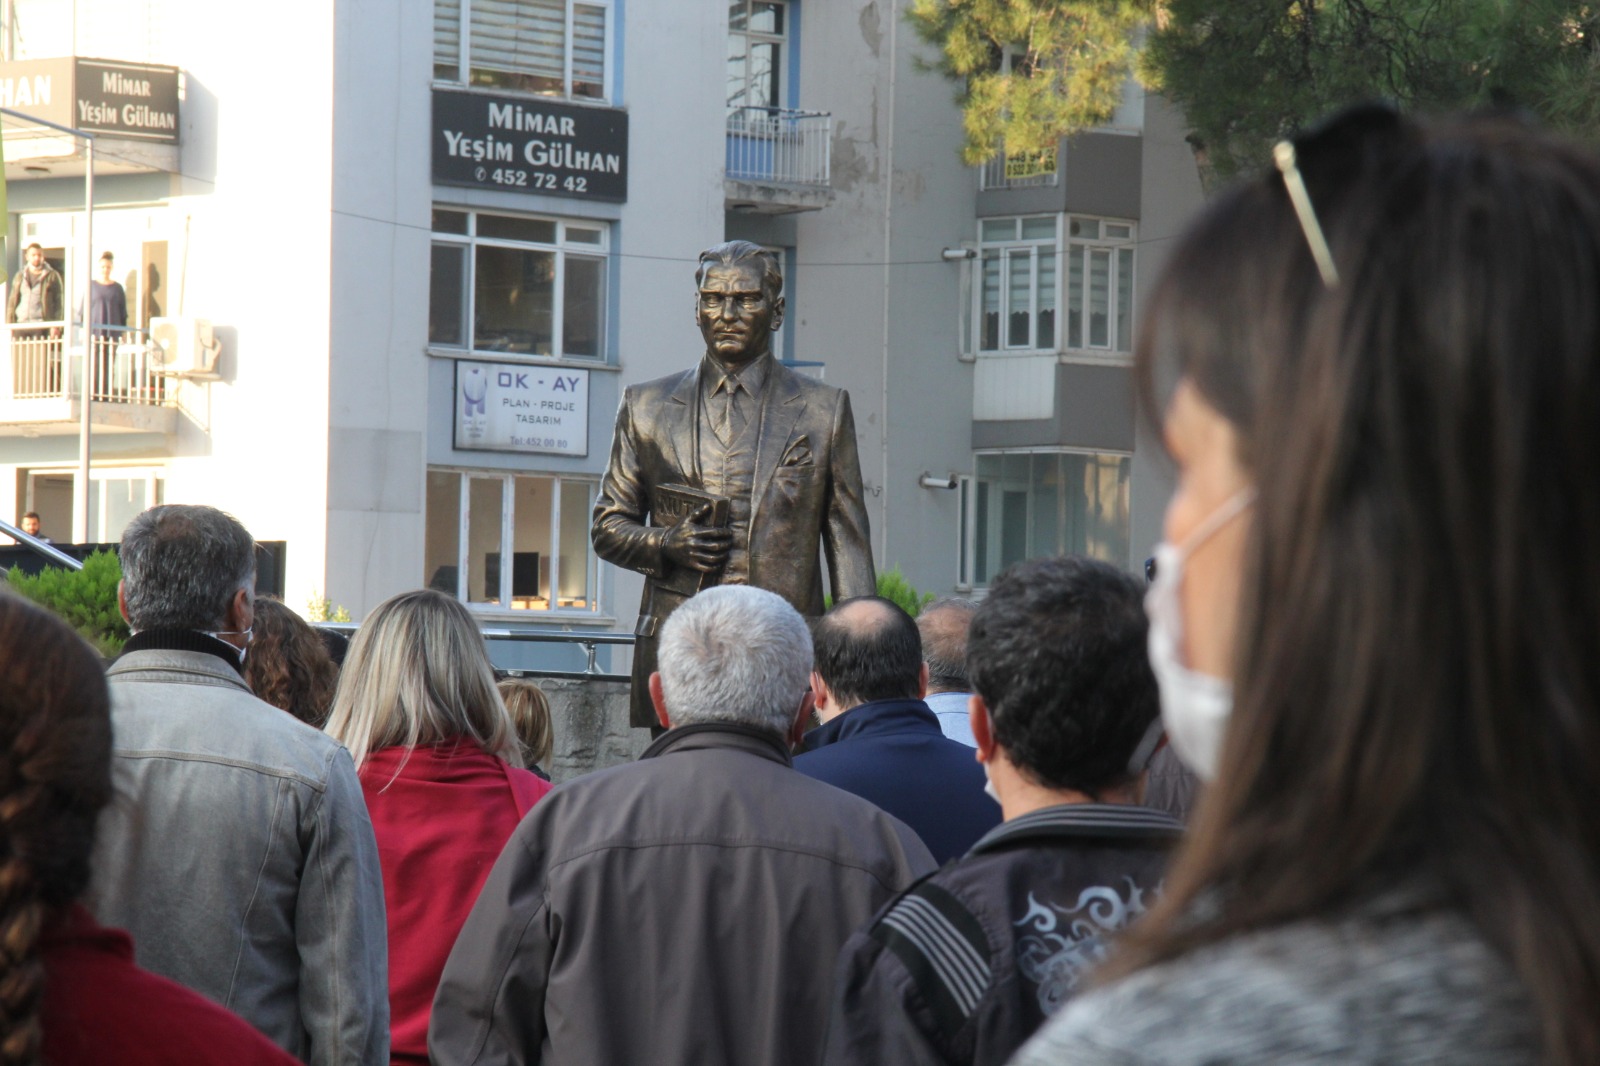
left=431, top=585, right=934, bottom=1066
left=85, top=504, right=389, bottom=1066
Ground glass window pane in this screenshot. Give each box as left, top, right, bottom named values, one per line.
left=1105, top=223, right=1132, bottom=239
left=1089, top=248, right=1111, bottom=347
left=566, top=226, right=603, bottom=245
left=980, top=250, right=1001, bottom=351
left=99, top=477, right=148, bottom=544
left=729, top=1, right=748, bottom=31
left=727, top=33, right=749, bottom=109
left=563, top=255, right=604, bottom=358
left=1037, top=244, right=1056, bottom=349
left=429, top=244, right=467, bottom=347
left=1116, top=247, right=1134, bottom=351
left=510, top=476, right=554, bottom=609
left=981, top=219, right=1017, bottom=243
left=1029, top=455, right=1060, bottom=558
left=558, top=481, right=595, bottom=608
left=1069, top=217, right=1101, bottom=239
left=572, top=4, right=607, bottom=99
left=958, top=478, right=970, bottom=586
left=1067, top=246, right=1083, bottom=348
left=959, top=254, right=973, bottom=355
left=478, top=215, right=556, bottom=244
left=749, top=40, right=780, bottom=109
left=433, top=209, right=468, bottom=235
left=467, top=477, right=505, bottom=606
left=474, top=246, right=555, bottom=354
left=434, top=0, right=462, bottom=79
left=425, top=471, right=462, bottom=596
left=750, top=1, right=784, bottom=34
left=1007, top=252, right=1032, bottom=347
left=974, top=466, right=993, bottom=586
left=471, top=0, right=564, bottom=94
left=1020, top=216, right=1055, bottom=240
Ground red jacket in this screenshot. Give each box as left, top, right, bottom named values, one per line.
left=41, top=905, right=300, bottom=1065
left=361, top=740, right=551, bottom=1066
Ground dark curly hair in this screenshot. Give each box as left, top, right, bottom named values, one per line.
left=0, top=593, right=113, bottom=1065
left=967, top=556, right=1156, bottom=796
left=243, top=598, right=339, bottom=728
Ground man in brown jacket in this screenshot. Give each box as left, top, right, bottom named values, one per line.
left=429, top=586, right=934, bottom=1066
left=591, top=240, right=877, bottom=727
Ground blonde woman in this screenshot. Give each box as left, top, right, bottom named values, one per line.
left=325, top=589, right=550, bottom=1066
left=496, top=677, right=555, bottom=780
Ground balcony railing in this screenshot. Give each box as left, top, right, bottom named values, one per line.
left=725, top=107, right=832, bottom=187
left=979, top=146, right=1060, bottom=190
left=6, top=324, right=170, bottom=407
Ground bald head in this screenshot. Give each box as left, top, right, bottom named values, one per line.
left=918, top=597, right=978, bottom=694
left=812, top=596, right=924, bottom=712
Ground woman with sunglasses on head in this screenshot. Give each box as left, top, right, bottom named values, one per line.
left=0, top=594, right=295, bottom=1065
left=1011, top=108, right=1600, bottom=1065
left=324, top=589, right=551, bottom=1066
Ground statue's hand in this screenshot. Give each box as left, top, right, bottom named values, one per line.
left=662, top=503, right=732, bottom=573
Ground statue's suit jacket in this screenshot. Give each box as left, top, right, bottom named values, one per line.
left=593, top=358, right=877, bottom=726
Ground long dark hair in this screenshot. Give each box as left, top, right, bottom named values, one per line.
left=1120, top=110, right=1600, bottom=1063
left=0, top=595, right=114, bottom=1065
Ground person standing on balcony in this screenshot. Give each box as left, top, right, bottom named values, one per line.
left=7, top=242, right=64, bottom=337
left=82, top=251, right=129, bottom=396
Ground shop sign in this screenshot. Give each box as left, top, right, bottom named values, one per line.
left=454, top=360, right=590, bottom=456
left=433, top=89, right=628, bottom=203
left=0, top=58, right=179, bottom=143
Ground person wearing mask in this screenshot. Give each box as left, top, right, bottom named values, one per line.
left=1012, top=107, right=1600, bottom=1065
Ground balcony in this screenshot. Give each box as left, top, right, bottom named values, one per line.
left=979, top=146, right=1059, bottom=191
left=1, top=326, right=178, bottom=436
left=724, top=107, right=834, bottom=215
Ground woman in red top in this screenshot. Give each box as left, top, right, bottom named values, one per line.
left=324, top=589, right=551, bottom=1066
left=0, top=596, right=296, bottom=1066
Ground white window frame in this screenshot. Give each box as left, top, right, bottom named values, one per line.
left=429, top=467, right=601, bottom=617
left=435, top=0, right=614, bottom=104
left=971, top=215, right=1059, bottom=356
left=727, top=0, right=789, bottom=111
left=964, top=214, right=1136, bottom=362
left=429, top=208, right=609, bottom=363
left=21, top=464, right=165, bottom=544
left=956, top=448, right=1133, bottom=589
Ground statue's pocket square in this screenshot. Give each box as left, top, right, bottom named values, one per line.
left=780, top=439, right=814, bottom=467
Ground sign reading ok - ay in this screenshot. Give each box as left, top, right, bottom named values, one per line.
left=433, top=89, right=628, bottom=203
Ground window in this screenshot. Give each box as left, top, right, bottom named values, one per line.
left=960, top=451, right=1130, bottom=587
left=21, top=467, right=165, bottom=545
left=430, top=208, right=607, bottom=360
left=435, top=0, right=610, bottom=102
left=969, top=215, right=1135, bottom=356
left=425, top=469, right=599, bottom=614
left=727, top=1, right=787, bottom=110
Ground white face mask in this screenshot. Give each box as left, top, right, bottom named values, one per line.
left=1145, top=488, right=1255, bottom=781
left=206, top=626, right=254, bottom=664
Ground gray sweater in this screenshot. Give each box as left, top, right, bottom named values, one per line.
left=1008, top=898, right=1537, bottom=1065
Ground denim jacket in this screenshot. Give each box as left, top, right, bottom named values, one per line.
left=86, top=645, right=389, bottom=1066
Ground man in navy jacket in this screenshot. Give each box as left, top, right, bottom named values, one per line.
left=795, top=597, right=1000, bottom=863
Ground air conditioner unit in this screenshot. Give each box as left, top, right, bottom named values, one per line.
left=149, top=317, right=222, bottom=379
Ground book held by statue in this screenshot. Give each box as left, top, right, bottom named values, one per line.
left=651, top=483, right=731, bottom=596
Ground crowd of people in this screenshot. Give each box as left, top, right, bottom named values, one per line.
left=1, top=105, right=1598, bottom=1065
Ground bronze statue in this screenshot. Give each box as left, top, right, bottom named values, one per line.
left=592, top=241, right=877, bottom=727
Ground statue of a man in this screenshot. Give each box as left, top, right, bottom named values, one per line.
left=593, top=240, right=877, bottom=727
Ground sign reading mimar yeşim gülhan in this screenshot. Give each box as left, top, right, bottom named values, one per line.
left=433, top=89, right=627, bottom=202
left=455, top=360, right=590, bottom=457
left=73, top=59, right=179, bottom=142
left=0, top=58, right=179, bottom=144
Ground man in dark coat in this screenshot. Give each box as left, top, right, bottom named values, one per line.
left=795, top=596, right=1001, bottom=864
left=592, top=240, right=876, bottom=727
left=429, top=586, right=933, bottom=1066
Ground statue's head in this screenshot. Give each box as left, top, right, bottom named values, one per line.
left=694, top=241, right=785, bottom=367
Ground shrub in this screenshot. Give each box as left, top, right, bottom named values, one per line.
left=6, top=550, right=129, bottom=657
left=877, top=566, right=936, bottom=617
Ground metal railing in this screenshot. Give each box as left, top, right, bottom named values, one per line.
left=979, top=146, right=1059, bottom=190
left=318, top=622, right=634, bottom=684
left=725, top=106, right=832, bottom=187
left=6, top=324, right=170, bottom=406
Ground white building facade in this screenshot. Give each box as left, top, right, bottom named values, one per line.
left=0, top=0, right=1204, bottom=664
